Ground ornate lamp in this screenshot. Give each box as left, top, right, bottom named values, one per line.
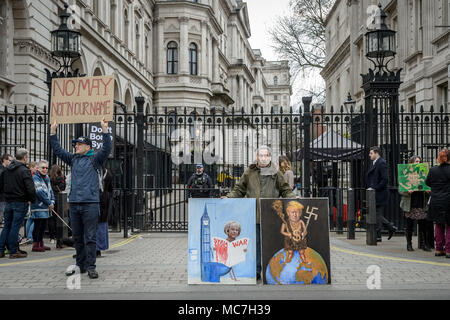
left=50, top=3, right=81, bottom=75
left=365, top=3, right=396, bottom=73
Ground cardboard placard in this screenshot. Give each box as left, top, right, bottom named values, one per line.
left=50, top=75, right=114, bottom=124
left=260, top=198, right=331, bottom=285
left=398, top=163, right=430, bottom=192
left=188, top=198, right=256, bottom=285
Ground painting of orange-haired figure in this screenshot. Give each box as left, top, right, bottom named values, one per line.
left=261, top=198, right=331, bottom=285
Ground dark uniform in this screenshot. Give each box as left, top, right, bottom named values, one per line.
left=186, top=172, right=213, bottom=198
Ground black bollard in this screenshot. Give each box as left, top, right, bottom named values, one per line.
left=347, top=188, right=355, bottom=240
left=366, top=188, right=377, bottom=245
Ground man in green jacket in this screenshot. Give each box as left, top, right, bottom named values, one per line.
left=222, top=145, right=296, bottom=279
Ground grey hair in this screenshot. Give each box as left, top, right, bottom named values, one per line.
left=38, top=160, right=49, bottom=168
left=224, top=221, right=241, bottom=235
left=256, top=145, right=272, bottom=156
left=15, top=148, right=29, bottom=161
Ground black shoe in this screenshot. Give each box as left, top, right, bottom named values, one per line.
left=407, top=243, right=414, bottom=251
left=96, top=250, right=101, bottom=257
left=73, top=254, right=76, bottom=259
left=256, top=273, right=261, bottom=281
left=387, top=226, right=397, bottom=240
left=435, top=251, right=445, bottom=257
left=446, top=254, right=450, bottom=259
left=88, top=269, right=99, bottom=279
left=65, top=267, right=86, bottom=276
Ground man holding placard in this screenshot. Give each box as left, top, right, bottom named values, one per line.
left=50, top=117, right=112, bottom=279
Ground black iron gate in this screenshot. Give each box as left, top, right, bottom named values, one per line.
left=1, top=100, right=449, bottom=234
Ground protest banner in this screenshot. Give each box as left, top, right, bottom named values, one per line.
left=50, top=75, right=114, bottom=124
left=398, top=163, right=430, bottom=192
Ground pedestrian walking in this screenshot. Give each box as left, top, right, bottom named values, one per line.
left=0, top=149, right=36, bottom=259
left=50, top=118, right=112, bottom=279
left=0, top=154, right=13, bottom=225
left=425, top=148, right=450, bottom=258
left=366, top=146, right=397, bottom=242
left=30, top=160, right=55, bottom=252
left=186, top=164, right=214, bottom=198
left=399, top=156, right=432, bottom=252
left=279, top=155, right=295, bottom=190
left=222, top=145, right=296, bottom=279
left=96, top=166, right=114, bottom=257
left=49, top=164, right=66, bottom=247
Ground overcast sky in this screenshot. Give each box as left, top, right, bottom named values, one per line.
left=245, top=0, right=325, bottom=108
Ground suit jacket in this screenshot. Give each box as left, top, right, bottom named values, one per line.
left=366, top=157, right=389, bottom=206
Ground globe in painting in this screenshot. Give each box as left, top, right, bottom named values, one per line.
left=265, top=248, right=328, bottom=284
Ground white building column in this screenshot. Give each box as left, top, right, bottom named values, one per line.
left=179, top=16, right=189, bottom=74
left=201, top=21, right=207, bottom=77
left=239, top=76, right=244, bottom=108
left=156, top=18, right=165, bottom=75
left=212, top=39, right=219, bottom=83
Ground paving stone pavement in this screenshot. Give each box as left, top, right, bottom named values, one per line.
left=0, top=231, right=449, bottom=299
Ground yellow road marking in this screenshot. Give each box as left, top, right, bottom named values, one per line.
left=0, top=235, right=139, bottom=267
left=331, top=245, right=450, bottom=267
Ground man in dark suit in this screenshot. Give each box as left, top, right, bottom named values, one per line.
left=366, top=146, right=397, bottom=242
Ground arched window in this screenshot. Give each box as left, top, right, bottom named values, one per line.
left=167, top=41, right=178, bottom=74
left=273, top=76, right=278, bottom=85
left=189, top=43, right=198, bottom=75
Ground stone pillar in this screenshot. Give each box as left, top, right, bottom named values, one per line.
left=157, top=18, right=165, bottom=75
left=179, top=16, right=189, bottom=74
left=201, top=21, right=208, bottom=77
left=212, top=39, right=219, bottom=83
left=208, top=33, right=212, bottom=81
left=239, top=76, right=244, bottom=108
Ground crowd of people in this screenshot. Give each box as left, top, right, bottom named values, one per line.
left=1, top=124, right=449, bottom=281
left=0, top=117, right=112, bottom=279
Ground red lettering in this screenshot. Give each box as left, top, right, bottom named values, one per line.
left=91, top=79, right=100, bottom=96
left=66, top=102, right=74, bottom=116
left=102, top=100, right=111, bottom=115
left=53, top=80, right=64, bottom=97
left=77, top=78, right=91, bottom=96
left=65, top=80, right=76, bottom=96
left=51, top=102, right=63, bottom=116
left=100, top=77, right=113, bottom=95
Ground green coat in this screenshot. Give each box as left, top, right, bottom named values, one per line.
left=226, top=163, right=296, bottom=222
left=399, top=191, right=430, bottom=213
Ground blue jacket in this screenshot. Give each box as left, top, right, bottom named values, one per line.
left=30, top=172, right=55, bottom=219
left=50, top=132, right=112, bottom=203
left=366, top=157, right=389, bottom=206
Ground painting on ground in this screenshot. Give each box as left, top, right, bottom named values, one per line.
left=260, top=198, right=331, bottom=285
left=188, top=198, right=256, bottom=285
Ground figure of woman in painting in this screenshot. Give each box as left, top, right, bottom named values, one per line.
left=224, top=221, right=246, bottom=281
left=280, top=201, right=308, bottom=264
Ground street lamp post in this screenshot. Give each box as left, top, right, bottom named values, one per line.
left=45, top=3, right=84, bottom=163
left=361, top=3, right=403, bottom=229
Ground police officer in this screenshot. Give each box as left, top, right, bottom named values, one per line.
left=186, top=164, right=213, bottom=198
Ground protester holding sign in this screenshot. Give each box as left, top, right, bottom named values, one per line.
left=399, top=156, right=432, bottom=252
left=50, top=117, right=112, bottom=279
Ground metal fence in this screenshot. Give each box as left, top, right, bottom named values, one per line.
left=1, top=101, right=449, bottom=234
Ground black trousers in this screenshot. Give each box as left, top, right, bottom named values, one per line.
left=376, top=205, right=394, bottom=238
left=47, top=214, right=57, bottom=239
left=32, top=218, right=47, bottom=243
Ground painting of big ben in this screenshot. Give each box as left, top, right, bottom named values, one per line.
left=188, top=198, right=256, bottom=285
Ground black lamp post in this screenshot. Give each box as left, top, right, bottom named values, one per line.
left=361, top=2, right=403, bottom=230
left=45, top=3, right=84, bottom=162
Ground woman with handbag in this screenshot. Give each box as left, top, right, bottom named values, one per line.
left=399, top=156, right=432, bottom=252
